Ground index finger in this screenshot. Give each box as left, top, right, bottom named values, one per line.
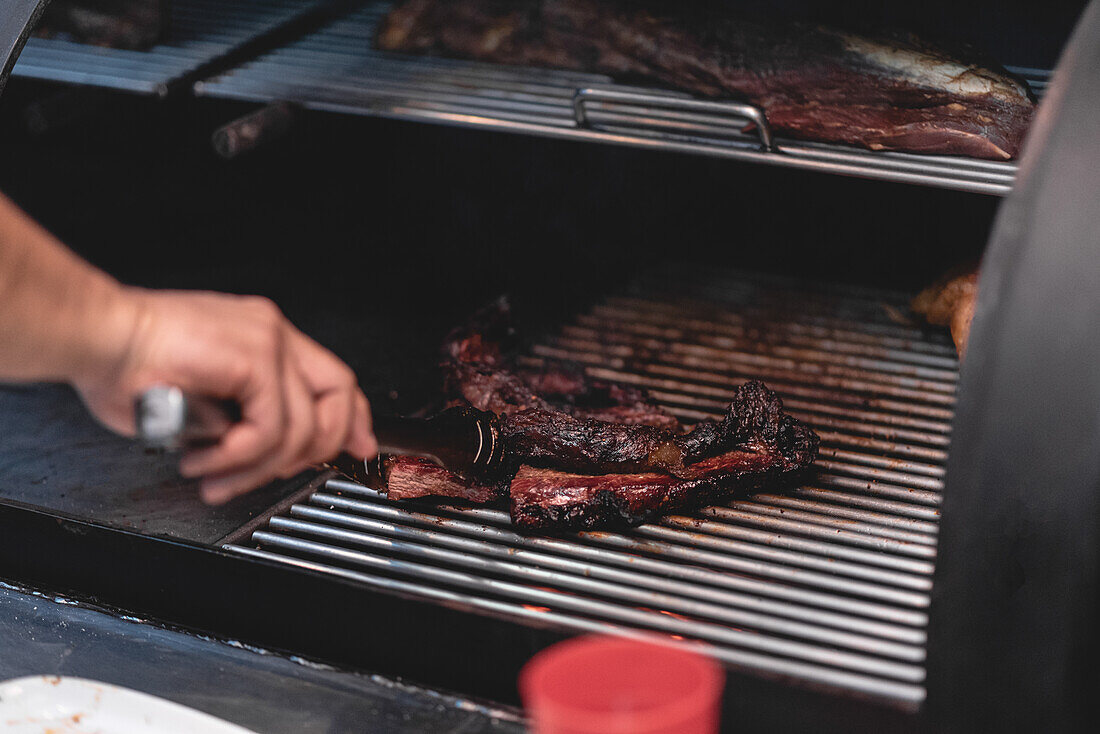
left=178, top=360, right=286, bottom=479
left=286, top=329, right=356, bottom=395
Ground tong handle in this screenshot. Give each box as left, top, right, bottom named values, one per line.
left=136, top=386, right=240, bottom=449
left=374, top=408, right=503, bottom=478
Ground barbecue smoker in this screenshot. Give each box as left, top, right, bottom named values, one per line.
left=1, top=1, right=1098, bottom=732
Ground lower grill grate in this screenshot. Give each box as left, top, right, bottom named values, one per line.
left=227, top=266, right=955, bottom=708
left=195, top=1, right=1049, bottom=195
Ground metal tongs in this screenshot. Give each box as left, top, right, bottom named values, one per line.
left=135, top=385, right=504, bottom=480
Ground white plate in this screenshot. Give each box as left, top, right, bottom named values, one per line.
left=0, top=676, right=258, bottom=733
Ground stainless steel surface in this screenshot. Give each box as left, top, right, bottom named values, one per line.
left=226, top=266, right=957, bottom=708
left=573, top=87, right=776, bottom=151
left=136, top=387, right=238, bottom=448
left=136, top=385, right=186, bottom=449
left=11, top=0, right=322, bottom=95
left=0, top=0, right=45, bottom=93
left=196, top=1, right=1050, bottom=195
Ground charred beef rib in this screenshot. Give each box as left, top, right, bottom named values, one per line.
left=507, top=381, right=818, bottom=528
left=384, top=299, right=818, bottom=530
left=501, top=380, right=816, bottom=478
left=378, top=0, right=1034, bottom=160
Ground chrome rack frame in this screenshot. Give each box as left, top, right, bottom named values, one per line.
left=5, top=0, right=1048, bottom=194
left=573, top=87, right=777, bottom=152
left=8, top=0, right=334, bottom=97
left=193, top=1, right=1050, bottom=196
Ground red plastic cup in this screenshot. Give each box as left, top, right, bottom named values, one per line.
left=519, top=635, right=724, bottom=734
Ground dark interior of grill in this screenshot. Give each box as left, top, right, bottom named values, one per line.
left=0, top=1, right=1095, bottom=732
left=0, top=87, right=979, bottom=531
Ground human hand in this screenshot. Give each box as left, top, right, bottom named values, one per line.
left=74, top=288, right=377, bottom=504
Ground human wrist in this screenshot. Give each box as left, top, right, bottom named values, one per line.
left=64, top=278, right=146, bottom=390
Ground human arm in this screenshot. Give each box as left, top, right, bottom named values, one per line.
left=0, top=192, right=376, bottom=504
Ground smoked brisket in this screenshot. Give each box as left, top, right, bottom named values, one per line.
left=378, top=0, right=1034, bottom=160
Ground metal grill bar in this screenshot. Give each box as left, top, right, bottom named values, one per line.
left=227, top=545, right=926, bottom=703
left=711, top=502, right=937, bottom=545
left=12, top=0, right=324, bottom=95
left=268, top=513, right=924, bottom=660
left=249, top=529, right=925, bottom=681
left=306, top=491, right=928, bottom=626
left=342, top=484, right=933, bottom=607
left=546, top=335, right=957, bottom=392
left=194, top=1, right=1050, bottom=196
left=227, top=270, right=954, bottom=708
left=553, top=361, right=956, bottom=421
left=562, top=320, right=959, bottom=377
left=418, top=496, right=935, bottom=596
left=788, top=487, right=940, bottom=521
left=654, top=516, right=936, bottom=571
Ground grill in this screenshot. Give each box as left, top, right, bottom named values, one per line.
left=11, top=0, right=323, bottom=95
left=194, top=1, right=1049, bottom=196
left=225, top=266, right=954, bottom=708
left=3, top=1, right=1098, bottom=728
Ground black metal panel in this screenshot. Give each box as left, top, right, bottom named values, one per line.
left=0, top=383, right=312, bottom=544
left=0, top=581, right=524, bottom=733
left=0, top=0, right=47, bottom=93
left=927, top=2, right=1100, bottom=731
left=0, top=498, right=563, bottom=702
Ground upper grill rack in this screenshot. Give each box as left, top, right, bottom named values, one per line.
left=226, top=266, right=956, bottom=709
left=195, top=1, right=1049, bottom=196
left=12, top=0, right=324, bottom=95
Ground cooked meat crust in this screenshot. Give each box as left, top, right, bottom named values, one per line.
left=912, top=263, right=979, bottom=357
left=378, top=0, right=1034, bottom=159
left=501, top=380, right=816, bottom=478
left=384, top=298, right=818, bottom=529
left=510, top=450, right=782, bottom=529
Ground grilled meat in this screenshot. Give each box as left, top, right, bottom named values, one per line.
left=385, top=379, right=818, bottom=529
left=36, top=0, right=168, bottom=50
left=378, top=0, right=1034, bottom=159
left=445, top=360, right=556, bottom=415
left=383, top=298, right=818, bottom=530
left=507, top=381, right=817, bottom=529
left=502, top=380, right=817, bottom=478
left=385, top=455, right=503, bottom=503
left=912, top=263, right=979, bottom=357
left=511, top=449, right=785, bottom=529
left=442, top=299, right=677, bottom=427
left=516, top=363, right=679, bottom=428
